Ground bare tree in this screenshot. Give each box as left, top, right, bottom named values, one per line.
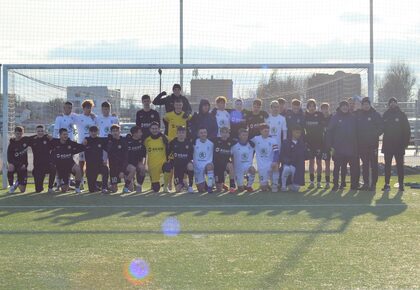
left=379, top=62, right=416, bottom=103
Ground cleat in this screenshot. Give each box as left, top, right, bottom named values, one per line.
left=163, top=185, right=169, bottom=193
left=325, top=182, right=330, bottom=189
left=271, top=186, right=279, bottom=192
left=8, top=186, right=16, bottom=194
left=188, top=186, right=194, bottom=193
left=398, top=186, right=404, bottom=192
left=280, top=187, right=287, bottom=192
left=308, top=182, right=315, bottom=189
left=246, top=186, right=253, bottom=193
left=75, top=187, right=82, bottom=194
left=207, top=187, right=213, bottom=194
left=317, top=182, right=322, bottom=189
left=332, top=185, right=339, bottom=191
left=48, top=188, right=55, bottom=194
left=102, top=188, right=109, bottom=194
left=122, top=187, right=130, bottom=194
left=229, top=187, right=236, bottom=194
left=222, top=184, right=229, bottom=191
left=382, top=184, right=390, bottom=191
left=359, top=185, right=370, bottom=191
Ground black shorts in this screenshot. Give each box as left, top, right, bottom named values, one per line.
left=173, top=165, right=187, bottom=186
left=109, top=164, right=125, bottom=185
left=10, top=163, right=28, bottom=185
left=214, top=162, right=229, bottom=184
left=307, top=146, right=322, bottom=161
left=56, top=162, right=75, bottom=184
left=321, top=149, right=331, bottom=161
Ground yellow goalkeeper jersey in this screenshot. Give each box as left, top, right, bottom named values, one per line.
left=163, top=111, right=191, bottom=141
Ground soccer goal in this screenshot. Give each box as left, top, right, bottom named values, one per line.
left=1, top=63, right=373, bottom=188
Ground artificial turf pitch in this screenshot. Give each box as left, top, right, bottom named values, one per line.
left=0, top=175, right=419, bottom=289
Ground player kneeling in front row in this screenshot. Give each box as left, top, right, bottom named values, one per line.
left=251, top=124, right=280, bottom=192
left=231, top=128, right=256, bottom=192
left=280, top=125, right=306, bottom=192
left=51, top=128, right=85, bottom=193
left=213, top=127, right=236, bottom=193
left=144, top=122, right=171, bottom=192
left=124, top=126, right=147, bottom=193
left=193, top=128, right=215, bottom=193
left=83, top=126, right=109, bottom=193
left=7, top=126, right=30, bottom=193
left=167, top=126, right=194, bottom=193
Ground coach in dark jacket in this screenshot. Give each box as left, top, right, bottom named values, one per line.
left=326, top=100, right=359, bottom=190
left=356, top=97, right=383, bottom=191
left=381, top=97, right=411, bottom=192
left=190, top=99, right=218, bottom=139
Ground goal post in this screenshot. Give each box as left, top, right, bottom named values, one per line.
left=1, top=63, right=373, bottom=189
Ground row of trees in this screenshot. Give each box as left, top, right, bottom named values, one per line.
left=257, top=62, right=418, bottom=103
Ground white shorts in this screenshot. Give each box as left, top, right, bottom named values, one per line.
left=78, top=152, right=85, bottom=162
left=102, top=150, right=108, bottom=162
left=234, top=162, right=253, bottom=186
left=258, top=165, right=271, bottom=186
left=194, top=162, right=209, bottom=184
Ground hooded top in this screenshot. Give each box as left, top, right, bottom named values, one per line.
left=190, top=99, right=218, bottom=139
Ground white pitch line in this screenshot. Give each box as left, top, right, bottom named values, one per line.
left=0, top=204, right=411, bottom=209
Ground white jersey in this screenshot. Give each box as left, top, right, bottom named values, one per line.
left=215, top=109, right=231, bottom=137
left=251, top=135, right=278, bottom=168
left=96, top=115, right=119, bottom=138
left=193, top=139, right=214, bottom=165
left=53, top=113, right=76, bottom=140
left=72, top=113, right=97, bottom=143
left=265, top=114, right=287, bottom=146
left=231, top=142, right=254, bottom=168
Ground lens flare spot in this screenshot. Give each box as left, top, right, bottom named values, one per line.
left=124, top=259, right=150, bottom=286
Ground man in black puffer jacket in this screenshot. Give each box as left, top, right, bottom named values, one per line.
left=326, top=100, right=359, bottom=191
left=356, top=97, right=383, bottom=191
left=381, top=97, right=411, bottom=192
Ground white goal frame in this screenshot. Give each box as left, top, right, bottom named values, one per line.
left=1, top=63, right=373, bottom=189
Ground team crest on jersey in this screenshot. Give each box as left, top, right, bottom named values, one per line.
left=260, top=148, right=268, bottom=156
left=98, top=144, right=102, bottom=148
left=271, top=127, right=277, bottom=134
left=23, top=143, right=27, bottom=147
left=216, top=148, right=220, bottom=152
left=199, top=152, right=206, bottom=159
left=297, top=119, right=301, bottom=123
left=174, top=153, right=178, bottom=157
left=395, top=118, right=399, bottom=122
left=339, top=119, right=342, bottom=123
left=85, top=125, right=90, bottom=131
left=151, top=114, right=154, bottom=119
left=368, top=117, right=371, bottom=121
left=185, top=145, right=189, bottom=149
left=68, top=145, right=71, bottom=149
left=43, top=141, right=47, bottom=144
left=105, top=127, right=110, bottom=133
left=118, top=145, right=122, bottom=149
left=241, top=152, right=249, bottom=160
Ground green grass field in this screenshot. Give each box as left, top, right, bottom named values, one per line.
left=0, top=175, right=419, bottom=289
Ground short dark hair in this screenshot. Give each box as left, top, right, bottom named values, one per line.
left=177, top=126, right=187, bottom=132
left=306, top=99, right=316, bottom=109
left=101, top=101, right=110, bottom=108
left=110, top=124, right=120, bottom=131
left=278, top=98, right=286, bottom=105
left=172, top=83, right=181, bottom=90
left=238, top=128, right=248, bottom=135
left=259, top=123, right=269, bottom=131
left=253, top=99, right=262, bottom=106
left=320, top=102, right=330, bottom=109
left=36, top=125, right=44, bottom=129
left=82, top=99, right=94, bottom=108
left=361, top=97, right=371, bottom=105
left=59, top=128, right=68, bottom=135
left=14, top=126, right=23, bottom=133
left=89, top=126, right=99, bottom=132
left=291, top=99, right=301, bottom=106
left=130, top=125, right=141, bottom=135
left=142, top=94, right=150, bottom=101
left=64, top=101, right=73, bottom=106
left=150, top=121, right=160, bottom=128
